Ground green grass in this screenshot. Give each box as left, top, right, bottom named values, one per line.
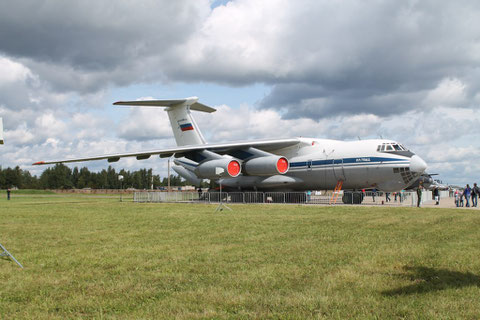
left=1, top=195, right=480, bottom=319
left=1, top=189, right=56, bottom=195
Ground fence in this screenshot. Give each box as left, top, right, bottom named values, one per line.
left=132, top=190, right=450, bottom=206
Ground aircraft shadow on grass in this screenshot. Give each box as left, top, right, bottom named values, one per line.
left=382, top=265, right=480, bottom=296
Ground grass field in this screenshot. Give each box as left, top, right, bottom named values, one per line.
left=1, top=194, right=480, bottom=319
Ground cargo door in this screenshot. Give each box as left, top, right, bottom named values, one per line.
left=333, top=158, right=346, bottom=181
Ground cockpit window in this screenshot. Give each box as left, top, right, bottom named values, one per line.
left=377, top=142, right=414, bottom=157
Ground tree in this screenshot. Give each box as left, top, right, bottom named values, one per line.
left=39, top=164, right=73, bottom=189
left=77, top=167, right=91, bottom=189
left=0, top=165, right=184, bottom=190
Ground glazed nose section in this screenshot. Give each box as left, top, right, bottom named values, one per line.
left=410, top=155, right=427, bottom=173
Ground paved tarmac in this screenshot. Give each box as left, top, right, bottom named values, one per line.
left=362, top=195, right=480, bottom=210
left=420, top=198, right=480, bottom=210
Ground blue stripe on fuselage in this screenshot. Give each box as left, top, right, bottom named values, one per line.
left=289, top=157, right=407, bottom=168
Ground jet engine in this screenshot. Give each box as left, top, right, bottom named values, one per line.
left=195, top=158, right=241, bottom=179
left=244, top=156, right=289, bottom=176
left=172, top=165, right=203, bottom=187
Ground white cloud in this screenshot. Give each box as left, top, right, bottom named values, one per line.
left=423, top=78, right=467, bottom=108
left=1, top=0, right=480, bottom=187
left=0, top=56, right=34, bottom=86
left=117, top=108, right=173, bottom=141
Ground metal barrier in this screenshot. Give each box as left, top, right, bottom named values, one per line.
left=409, top=190, right=450, bottom=207
left=134, top=191, right=199, bottom=203
left=133, top=190, right=420, bottom=206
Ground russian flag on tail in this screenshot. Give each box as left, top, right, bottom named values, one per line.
left=180, top=123, right=194, bottom=131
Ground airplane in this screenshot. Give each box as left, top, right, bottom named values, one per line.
left=430, top=179, right=449, bottom=191
left=407, top=173, right=449, bottom=191
left=33, top=97, right=427, bottom=196
left=0, top=117, right=4, bottom=145
left=407, top=173, right=435, bottom=190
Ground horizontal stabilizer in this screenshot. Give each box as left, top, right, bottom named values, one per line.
left=113, top=97, right=216, bottom=113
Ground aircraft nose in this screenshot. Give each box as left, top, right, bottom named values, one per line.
left=410, top=155, right=427, bottom=173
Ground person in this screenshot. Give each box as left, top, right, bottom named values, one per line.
left=433, top=187, right=440, bottom=205
left=372, top=188, right=376, bottom=202
left=385, top=192, right=391, bottom=202
left=416, top=185, right=422, bottom=207
left=472, top=183, right=479, bottom=207
left=7, top=188, right=11, bottom=200
left=463, top=185, right=471, bottom=207
left=454, top=189, right=460, bottom=207
left=306, top=190, right=312, bottom=203
left=394, top=192, right=398, bottom=202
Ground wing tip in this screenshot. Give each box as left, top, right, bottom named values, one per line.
left=32, top=161, right=45, bottom=165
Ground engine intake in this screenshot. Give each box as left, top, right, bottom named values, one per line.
left=244, top=156, right=289, bottom=176
left=195, top=158, right=241, bottom=179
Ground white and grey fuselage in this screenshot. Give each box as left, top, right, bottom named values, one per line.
left=219, top=138, right=426, bottom=192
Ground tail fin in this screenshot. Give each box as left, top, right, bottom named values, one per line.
left=0, top=117, right=4, bottom=144
left=114, top=97, right=215, bottom=146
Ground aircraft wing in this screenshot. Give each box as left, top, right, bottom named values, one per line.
left=32, top=138, right=300, bottom=165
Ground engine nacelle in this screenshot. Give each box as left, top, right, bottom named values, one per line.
left=244, top=156, right=289, bottom=176
left=195, top=158, right=241, bottom=179
left=172, top=165, right=202, bottom=187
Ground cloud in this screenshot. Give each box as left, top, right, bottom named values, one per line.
left=174, top=0, right=480, bottom=118
left=2, top=0, right=480, bottom=119
left=0, top=56, right=33, bottom=85
left=196, top=104, right=383, bottom=143
left=422, top=78, right=467, bottom=108
left=117, top=107, right=174, bottom=141
left=0, top=0, right=211, bottom=93
left=1, top=0, right=480, bottom=187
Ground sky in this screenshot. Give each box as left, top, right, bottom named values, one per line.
left=0, top=0, right=479, bottom=186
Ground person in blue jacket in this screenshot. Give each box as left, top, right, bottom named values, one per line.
left=463, top=184, right=471, bottom=207
left=472, top=183, right=479, bottom=207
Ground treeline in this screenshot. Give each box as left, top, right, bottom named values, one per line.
left=0, top=164, right=188, bottom=190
